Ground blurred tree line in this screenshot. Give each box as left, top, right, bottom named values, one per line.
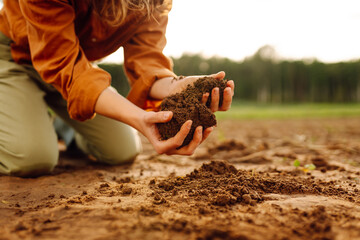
left=99, top=45, right=360, bottom=103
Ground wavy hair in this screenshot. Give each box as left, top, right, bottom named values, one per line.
left=90, top=0, right=172, bottom=26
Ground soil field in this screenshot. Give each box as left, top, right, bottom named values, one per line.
left=1, top=117, right=360, bottom=240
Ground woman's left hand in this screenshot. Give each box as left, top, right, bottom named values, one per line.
left=169, top=71, right=235, bottom=112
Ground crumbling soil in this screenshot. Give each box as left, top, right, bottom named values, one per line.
left=154, top=160, right=356, bottom=208
left=157, top=77, right=227, bottom=147
left=1, top=117, right=360, bottom=240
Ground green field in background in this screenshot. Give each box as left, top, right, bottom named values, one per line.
left=215, top=102, right=360, bottom=120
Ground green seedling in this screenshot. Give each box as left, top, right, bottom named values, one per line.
left=293, top=160, right=316, bottom=172
left=304, top=164, right=316, bottom=171
left=293, top=159, right=300, bottom=167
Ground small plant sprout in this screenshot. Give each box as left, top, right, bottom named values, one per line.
left=304, top=164, right=316, bottom=171
left=293, top=159, right=300, bottom=167
left=293, top=160, right=316, bottom=173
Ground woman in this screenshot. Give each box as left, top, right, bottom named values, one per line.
left=0, top=0, right=234, bottom=177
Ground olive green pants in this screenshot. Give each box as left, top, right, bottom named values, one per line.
left=0, top=32, right=142, bottom=177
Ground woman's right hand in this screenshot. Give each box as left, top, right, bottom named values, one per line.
left=138, top=111, right=213, bottom=155
left=95, top=87, right=212, bottom=156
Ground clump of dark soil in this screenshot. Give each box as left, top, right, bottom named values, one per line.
left=157, top=77, right=228, bottom=147
left=193, top=77, right=228, bottom=108
left=153, top=160, right=358, bottom=207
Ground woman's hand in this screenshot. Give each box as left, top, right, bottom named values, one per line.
left=95, top=88, right=213, bottom=155
left=201, top=72, right=234, bottom=112
left=150, top=71, right=235, bottom=113
left=138, top=111, right=213, bottom=155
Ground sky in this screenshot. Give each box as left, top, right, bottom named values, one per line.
left=1, top=0, right=359, bottom=63
left=106, top=0, right=360, bottom=63
left=161, top=0, right=360, bottom=63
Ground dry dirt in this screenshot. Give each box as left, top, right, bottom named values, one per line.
left=1, top=117, right=360, bottom=240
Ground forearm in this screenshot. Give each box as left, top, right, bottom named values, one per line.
left=94, top=87, right=145, bottom=131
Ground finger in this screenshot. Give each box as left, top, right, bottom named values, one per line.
left=168, top=126, right=203, bottom=155
left=219, top=87, right=232, bottom=111
left=201, top=92, right=209, bottom=104
left=172, top=120, right=193, bottom=145
left=155, top=120, right=192, bottom=153
left=210, top=87, right=220, bottom=112
left=210, top=71, right=226, bottom=80
left=145, top=111, right=173, bottom=124
left=176, top=126, right=203, bottom=155
left=226, top=80, right=235, bottom=96
left=200, top=127, right=213, bottom=144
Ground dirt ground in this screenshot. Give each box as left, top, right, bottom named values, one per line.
left=1, top=117, right=360, bottom=240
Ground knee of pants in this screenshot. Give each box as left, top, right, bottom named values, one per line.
left=78, top=130, right=142, bottom=166
left=96, top=134, right=142, bottom=165
left=0, top=138, right=58, bottom=177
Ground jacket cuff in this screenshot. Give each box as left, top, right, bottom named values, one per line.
left=67, top=68, right=111, bottom=121
left=127, top=68, right=176, bottom=109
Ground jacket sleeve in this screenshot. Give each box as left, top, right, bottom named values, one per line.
left=19, top=0, right=111, bottom=121
left=123, top=10, right=176, bottom=109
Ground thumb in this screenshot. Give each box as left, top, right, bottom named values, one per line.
left=210, top=71, right=226, bottom=80
left=145, top=111, right=173, bottom=124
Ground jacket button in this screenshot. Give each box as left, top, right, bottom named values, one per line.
left=91, top=38, right=97, bottom=42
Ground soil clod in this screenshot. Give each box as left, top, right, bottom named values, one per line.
left=157, top=77, right=227, bottom=147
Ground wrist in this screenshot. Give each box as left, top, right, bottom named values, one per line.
left=149, top=76, right=177, bottom=99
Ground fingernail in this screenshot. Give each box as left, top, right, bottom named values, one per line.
left=187, top=120, right=192, bottom=129
left=163, top=112, right=170, bottom=119
left=198, top=126, right=203, bottom=134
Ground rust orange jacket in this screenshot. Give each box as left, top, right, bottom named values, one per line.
left=0, top=0, right=176, bottom=121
